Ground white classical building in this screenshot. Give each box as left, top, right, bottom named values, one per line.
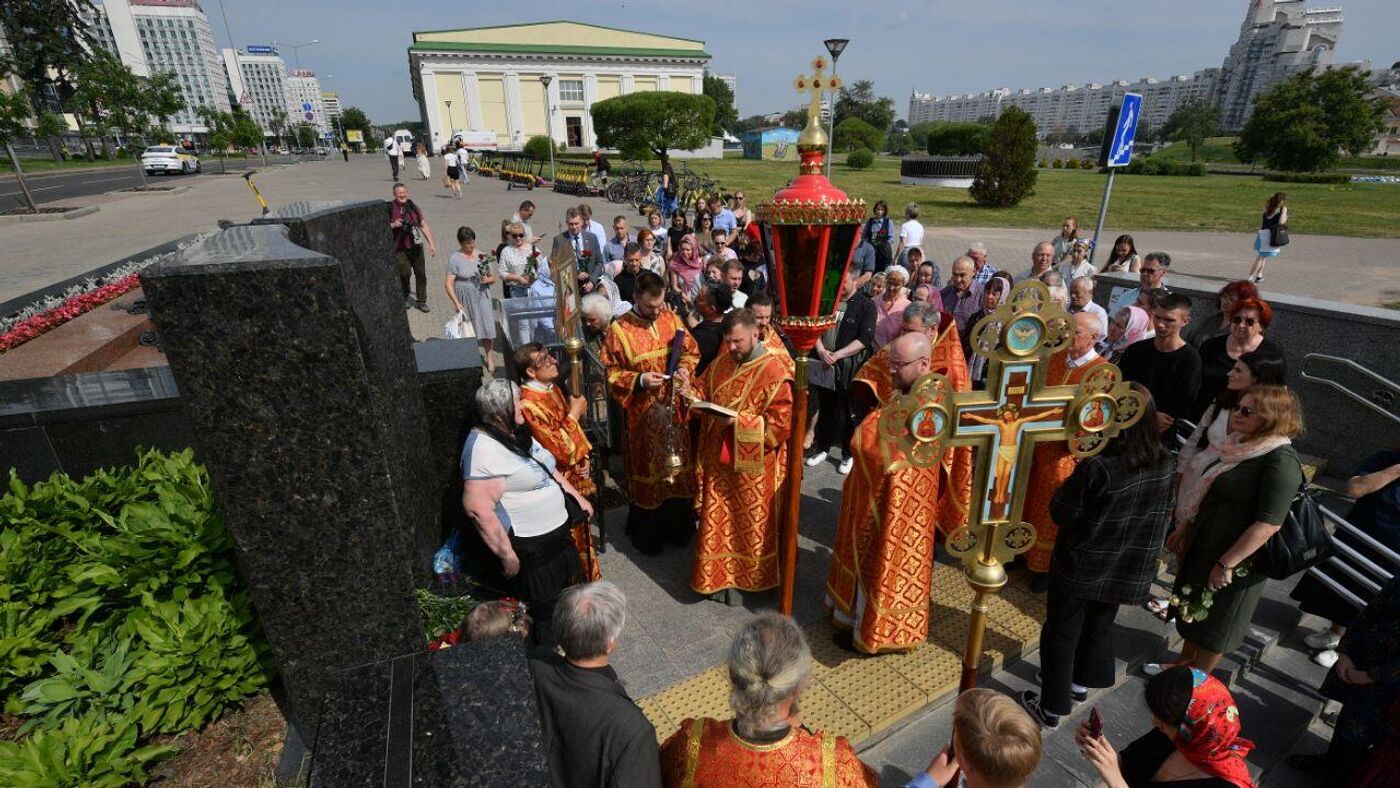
left=85, top=0, right=231, bottom=135
left=407, top=21, right=710, bottom=151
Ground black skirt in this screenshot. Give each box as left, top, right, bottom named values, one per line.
left=446, top=165, right=460, bottom=180
left=508, top=521, right=582, bottom=648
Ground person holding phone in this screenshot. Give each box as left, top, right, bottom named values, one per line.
left=1077, top=666, right=1255, bottom=788
left=908, top=688, right=1042, bottom=788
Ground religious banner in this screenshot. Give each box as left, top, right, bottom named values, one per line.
left=549, top=242, right=582, bottom=348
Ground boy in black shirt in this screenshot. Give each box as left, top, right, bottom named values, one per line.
left=1118, top=293, right=1201, bottom=441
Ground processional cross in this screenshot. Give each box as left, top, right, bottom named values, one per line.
left=882, top=281, right=1147, bottom=689
left=792, top=57, right=842, bottom=175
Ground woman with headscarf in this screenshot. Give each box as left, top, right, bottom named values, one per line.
left=667, top=233, right=705, bottom=299
left=1079, top=666, right=1255, bottom=787
left=965, top=274, right=1011, bottom=388
left=1101, top=305, right=1155, bottom=365
left=871, top=264, right=911, bottom=349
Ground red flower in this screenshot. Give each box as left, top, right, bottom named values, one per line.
left=0, top=274, right=141, bottom=354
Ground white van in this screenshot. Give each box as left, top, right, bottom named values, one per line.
left=393, top=129, right=415, bottom=152
left=451, top=130, right=498, bottom=150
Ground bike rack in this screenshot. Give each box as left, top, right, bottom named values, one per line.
left=1300, top=353, right=1400, bottom=427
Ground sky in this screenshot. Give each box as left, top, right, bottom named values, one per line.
left=202, top=0, right=1400, bottom=124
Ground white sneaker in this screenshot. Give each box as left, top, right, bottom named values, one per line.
left=804, top=451, right=828, bottom=467
left=1304, top=630, right=1341, bottom=651
left=838, top=457, right=854, bottom=475
left=1312, top=649, right=1340, bottom=669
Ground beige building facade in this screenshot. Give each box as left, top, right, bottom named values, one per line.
left=408, top=21, right=709, bottom=151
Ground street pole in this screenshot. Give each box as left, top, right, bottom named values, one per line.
left=540, top=75, right=556, bottom=181
left=1088, top=169, right=1115, bottom=267
left=823, top=38, right=848, bottom=177
left=5, top=143, right=38, bottom=212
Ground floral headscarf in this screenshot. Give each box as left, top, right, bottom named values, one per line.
left=1108, top=305, right=1154, bottom=355
left=668, top=232, right=704, bottom=290
left=1175, top=669, right=1255, bottom=788
left=968, top=278, right=1009, bottom=382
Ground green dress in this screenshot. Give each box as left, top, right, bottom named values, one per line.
left=1174, top=445, right=1302, bottom=654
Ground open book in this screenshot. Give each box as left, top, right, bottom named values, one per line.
left=689, top=400, right=738, bottom=419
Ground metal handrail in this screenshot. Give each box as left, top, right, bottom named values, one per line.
left=1300, top=353, right=1400, bottom=426
left=1321, top=505, right=1400, bottom=566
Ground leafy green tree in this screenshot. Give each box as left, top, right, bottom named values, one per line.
left=833, top=117, right=883, bottom=151
left=0, top=0, right=96, bottom=160
left=267, top=109, right=288, bottom=150
left=339, top=106, right=372, bottom=145
left=1235, top=65, right=1385, bottom=172
left=883, top=128, right=915, bottom=155
left=35, top=112, right=68, bottom=162
left=295, top=123, right=316, bottom=148
left=731, top=114, right=767, bottom=135
left=146, top=71, right=183, bottom=137
left=925, top=122, right=990, bottom=155
left=780, top=107, right=808, bottom=129
left=0, top=88, right=38, bottom=210
left=71, top=51, right=184, bottom=183
left=590, top=91, right=714, bottom=168
left=524, top=134, right=553, bottom=159
left=834, top=79, right=895, bottom=131
left=970, top=106, right=1038, bottom=207
left=199, top=108, right=262, bottom=164
left=702, top=73, right=737, bottom=136
left=1160, top=101, right=1220, bottom=162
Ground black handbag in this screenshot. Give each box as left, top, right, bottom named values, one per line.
left=1270, top=223, right=1290, bottom=247
left=1249, top=466, right=1332, bottom=580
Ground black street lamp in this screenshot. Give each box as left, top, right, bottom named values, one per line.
left=823, top=38, right=849, bottom=175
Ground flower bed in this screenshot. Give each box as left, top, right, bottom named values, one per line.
left=0, top=273, right=141, bottom=353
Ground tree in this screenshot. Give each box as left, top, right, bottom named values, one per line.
left=0, top=0, right=95, bottom=160
left=71, top=50, right=184, bottom=184
left=35, top=112, right=67, bottom=161
left=779, top=107, right=807, bottom=129
left=267, top=109, right=288, bottom=150
left=702, top=73, right=737, bottom=136
left=834, top=117, right=883, bottom=151
left=1235, top=65, right=1385, bottom=172
left=590, top=91, right=714, bottom=168
left=970, top=106, right=1038, bottom=207
left=1160, top=101, right=1220, bottom=161
left=925, top=122, right=990, bottom=155
left=883, top=128, right=915, bottom=155
left=339, top=106, right=372, bottom=145
left=295, top=122, right=317, bottom=148
left=146, top=71, right=183, bottom=137
left=834, top=79, right=895, bottom=132
left=199, top=108, right=263, bottom=164
left=0, top=87, right=39, bottom=211
left=731, top=114, right=767, bottom=135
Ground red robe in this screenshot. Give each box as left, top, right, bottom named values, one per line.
left=520, top=382, right=601, bottom=582
left=661, top=718, right=877, bottom=788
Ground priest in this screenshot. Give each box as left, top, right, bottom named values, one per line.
left=677, top=308, right=794, bottom=604
left=601, top=270, right=700, bottom=555
left=826, top=331, right=947, bottom=653
left=1023, top=311, right=1110, bottom=591
left=747, top=292, right=794, bottom=377
left=515, top=342, right=602, bottom=582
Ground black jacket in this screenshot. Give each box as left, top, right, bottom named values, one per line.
left=527, top=649, right=662, bottom=788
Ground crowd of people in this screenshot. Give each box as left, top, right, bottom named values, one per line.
left=389, top=173, right=1396, bottom=786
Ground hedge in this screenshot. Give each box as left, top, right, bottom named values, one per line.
left=1263, top=171, right=1352, bottom=184
left=846, top=149, right=874, bottom=170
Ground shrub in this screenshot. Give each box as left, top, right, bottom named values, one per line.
left=0, top=450, right=271, bottom=784
left=970, top=107, right=1039, bottom=207
left=523, top=135, right=554, bottom=160
left=1080, top=158, right=1097, bottom=170
left=1263, top=171, right=1351, bottom=184
left=1121, top=156, right=1206, bottom=177
left=846, top=148, right=875, bottom=169
left=1037, top=159, right=1047, bottom=168
left=926, top=122, right=990, bottom=156
left=1052, top=158, right=1063, bottom=169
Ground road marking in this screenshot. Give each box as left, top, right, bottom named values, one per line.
left=0, top=184, right=68, bottom=196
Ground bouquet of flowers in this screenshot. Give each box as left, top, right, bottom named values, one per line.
left=476, top=253, right=496, bottom=281
left=526, top=249, right=540, bottom=283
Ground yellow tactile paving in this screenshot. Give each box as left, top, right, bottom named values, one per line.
left=653, top=666, right=731, bottom=729
left=637, top=694, right=678, bottom=744
left=802, top=620, right=863, bottom=676
left=819, top=658, right=927, bottom=735
left=883, top=643, right=965, bottom=697
left=795, top=676, right=870, bottom=742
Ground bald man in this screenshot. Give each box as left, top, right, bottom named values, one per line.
left=826, top=331, right=950, bottom=654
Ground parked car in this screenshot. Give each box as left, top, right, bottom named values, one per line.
left=141, top=145, right=200, bottom=175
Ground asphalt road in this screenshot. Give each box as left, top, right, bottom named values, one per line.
left=0, top=154, right=319, bottom=209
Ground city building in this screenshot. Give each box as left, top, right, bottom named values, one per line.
left=321, top=91, right=342, bottom=121
left=407, top=21, right=710, bottom=150
left=221, top=45, right=290, bottom=138
left=1215, top=0, right=1343, bottom=130
left=84, top=0, right=231, bottom=135
left=285, top=69, right=328, bottom=137
left=715, top=71, right=736, bottom=102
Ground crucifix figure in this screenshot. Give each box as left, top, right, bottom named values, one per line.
left=881, top=280, right=1146, bottom=689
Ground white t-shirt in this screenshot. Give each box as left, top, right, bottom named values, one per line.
left=443, top=151, right=458, bottom=168
left=1059, top=260, right=1096, bottom=283
left=899, top=219, right=925, bottom=249
left=461, top=430, right=565, bottom=537
left=384, top=137, right=398, bottom=155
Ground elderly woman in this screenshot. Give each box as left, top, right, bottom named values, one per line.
left=660, top=613, right=878, bottom=786
left=1184, top=280, right=1259, bottom=349
left=1193, top=298, right=1280, bottom=417
left=872, top=264, right=912, bottom=348
left=444, top=226, right=496, bottom=370
left=966, top=273, right=1012, bottom=387
left=668, top=232, right=705, bottom=298
left=1151, top=385, right=1305, bottom=675
left=461, top=379, right=594, bottom=648
left=1100, top=305, right=1154, bottom=365
left=1079, top=666, right=1257, bottom=788
left=498, top=221, right=534, bottom=298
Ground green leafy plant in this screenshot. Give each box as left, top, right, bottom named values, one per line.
left=1169, top=584, right=1215, bottom=624
left=523, top=134, right=554, bottom=160
left=415, top=588, right=479, bottom=643
left=0, top=712, right=177, bottom=787
left=846, top=148, right=874, bottom=170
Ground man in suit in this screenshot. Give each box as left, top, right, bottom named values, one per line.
left=552, top=206, right=607, bottom=296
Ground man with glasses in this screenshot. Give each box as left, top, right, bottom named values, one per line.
left=826, top=331, right=948, bottom=653
left=1118, top=292, right=1201, bottom=440
left=1109, top=252, right=1172, bottom=316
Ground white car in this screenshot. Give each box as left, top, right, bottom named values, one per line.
left=142, top=145, right=200, bottom=175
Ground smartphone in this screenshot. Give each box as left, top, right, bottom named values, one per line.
left=1087, top=705, right=1104, bottom=739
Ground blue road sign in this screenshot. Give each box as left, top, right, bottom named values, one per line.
left=1106, top=92, right=1142, bottom=168
left=302, top=102, right=313, bottom=112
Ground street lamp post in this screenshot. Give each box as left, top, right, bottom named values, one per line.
left=444, top=100, right=455, bottom=146
left=272, top=39, right=320, bottom=70
left=539, top=75, right=556, bottom=180
left=822, top=38, right=849, bottom=176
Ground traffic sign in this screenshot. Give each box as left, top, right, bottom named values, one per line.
left=305, top=111, right=315, bottom=121
left=1103, top=92, right=1142, bottom=168
left=302, top=102, right=313, bottom=112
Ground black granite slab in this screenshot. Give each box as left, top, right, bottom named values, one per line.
left=309, top=636, right=551, bottom=788
left=0, top=366, right=181, bottom=429
left=415, top=339, right=483, bottom=550
left=140, top=222, right=426, bottom=737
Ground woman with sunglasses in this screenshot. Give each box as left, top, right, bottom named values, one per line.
left=1149, top=385, right=1305, bottom=675
left=499, top=221, right=535, bottom=299
left=730, top=191, right=751, bottom=232
left=1192, top=298, right=1279, bottom=417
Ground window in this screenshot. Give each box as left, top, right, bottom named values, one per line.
left=559, top=79, right=584, bottom=103
left=565, top=116, right=583, bottom=147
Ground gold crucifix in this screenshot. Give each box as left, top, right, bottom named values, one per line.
left=881, top=280, right=1147, bottom=690
left=792, top=57, right=842, bottom=156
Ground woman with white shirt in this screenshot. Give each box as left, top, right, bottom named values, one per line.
left=461, top=380, right=594, bottom=649
left=1059, top=237, right=1097, bottom=282
left=498, top=222, right=534, bottom=298
left=442, top=146, right=462, bottom=199
left=894, top=202, right=924, bottom=269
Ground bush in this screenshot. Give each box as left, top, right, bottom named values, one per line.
left=926, top=122, right=990, bottom=156
left=846, top=148, right=875, bottom=170
left=970, top=106, right=1038, bottom=207
left=1122, top=156, right=1207, bottom=177
left=1037, top=159, right=1047, bottom=168
left=1263, top=171, right=1352, bottom=184
left=1052, top=158, right=1063, bottom=169
left=1080, top=158, right=1098, bottom=170
left=0, top=450, right=271, bottom=785
left=523, top=135, right=554, bottom=160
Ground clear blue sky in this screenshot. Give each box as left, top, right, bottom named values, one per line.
left=205, top=0, right=1399, bottom=124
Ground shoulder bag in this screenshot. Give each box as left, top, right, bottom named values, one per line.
left=1270, top=223, right=1289, bottom=247
left=1248, top=458, right=1332, bottom=580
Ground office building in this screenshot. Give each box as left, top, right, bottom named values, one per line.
left=321, top=91, right=342, bottom=121
left=285, top=69, right=328, bottom=136
left=84, top=0, right=231, bottom=135
left=221, top=45, right=290, bottom=138
left=408, top=21, right=709, bottom=150
left=1215, top=0, right=1343, bottom=130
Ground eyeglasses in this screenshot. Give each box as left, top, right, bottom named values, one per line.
left=1140, top=268, right=1160, bottom=275
left=534, top=355, right=558, bottom=367
left=509, top=233, right=524, bottom=239
left=1230, top=315, right=1259, bottom=326
left=1232, top=404, right=1257, bottom=417
left=889, top=355, right=929, bottom=371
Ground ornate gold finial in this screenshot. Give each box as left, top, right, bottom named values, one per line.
left=793, top=56, right=841, bottom=149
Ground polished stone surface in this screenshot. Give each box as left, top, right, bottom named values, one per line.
left=141, top=220, right=426, bottom=736
left=309, top=636, right=550, bottom=787
left=415, top=338, right=483, bottom=550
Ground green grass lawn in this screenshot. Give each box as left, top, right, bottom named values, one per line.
left=1154, top=137, right=1242, bottom=164
left=679, top=155, right=1400, bottom=239
left=0, top=157, right=138, bottom=174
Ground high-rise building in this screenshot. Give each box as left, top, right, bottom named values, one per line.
left=716, top=72, right=736, bottom=101
left=221, top=46, right=290, bottom=138
left=1214, top=0, right=1343, bottom=130
left=285, top=69, right=328, bottom=137
left=85, top=0, right=231, bottom=135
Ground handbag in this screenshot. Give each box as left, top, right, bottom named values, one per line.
left=1270, top=223, right=1290, bottom=247
left=1248, top=462, right=1333, bottom=580
left=443, top=309, right=467, bottom=339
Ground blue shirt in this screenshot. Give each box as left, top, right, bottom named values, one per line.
left=971, top=262, right=999, bottom=287
left=713, top=208, right=737, bottom=234
left=904, top=772, right=941, bottom=788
